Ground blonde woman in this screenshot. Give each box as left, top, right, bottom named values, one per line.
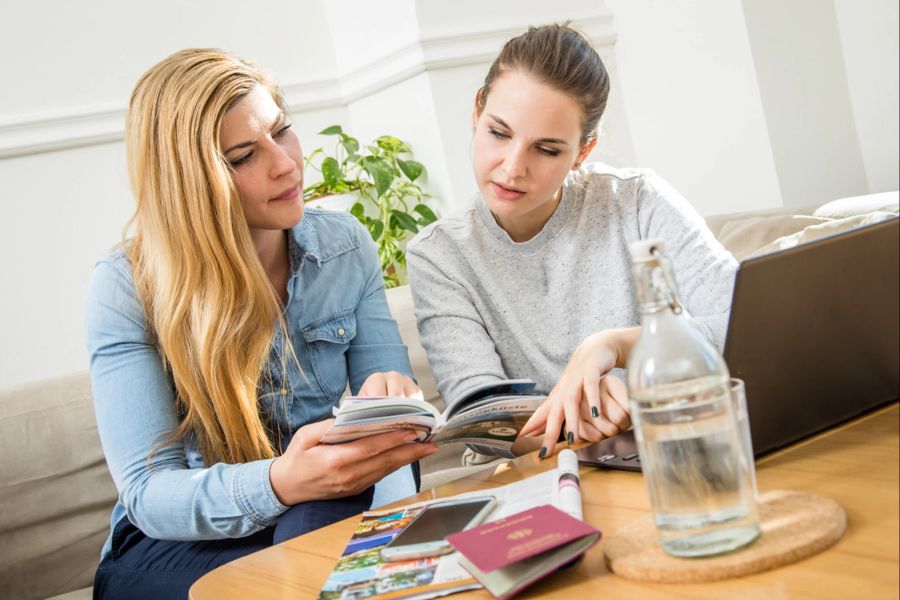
left=85, top=49, right=437, bottom=598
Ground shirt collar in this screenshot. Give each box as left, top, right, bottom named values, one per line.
left=287, top=220, right=320, bottom=269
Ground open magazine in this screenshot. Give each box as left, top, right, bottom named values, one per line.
left=320, top=379, right=546, bottom=458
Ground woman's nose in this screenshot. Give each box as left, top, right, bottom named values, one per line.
left=270, top=144, right=297, bottom=179
left=501, top=144, right=527, bottom=179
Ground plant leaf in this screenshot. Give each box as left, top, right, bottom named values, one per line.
left=362, top=157, right=394, bottom=197
left=370, top=220, right=384, bottom=241
left=340, top=134, right=360, bottom=155
left=397, top=159, right=424, bottom=181
left=413, top=204, right=437, bottom=224
left=319, top=125, right=343, bottom=135
left=321, top=157, right=342, bottom=188
left=350, top=202, right=365, bottom=220
left=391, top=209, right=419, bottom=233
left=375, top=136, right=409, bottom=154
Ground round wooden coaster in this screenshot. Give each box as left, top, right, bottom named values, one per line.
left=604, top=490, right=847, bottom=583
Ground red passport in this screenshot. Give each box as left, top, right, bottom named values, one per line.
left=446, top=504, right=601, bottom=599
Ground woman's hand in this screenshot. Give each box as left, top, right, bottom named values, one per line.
left=519, top=328, right=638, bottom=458
left=269, top=419, right=438, bottom=506
left=358, top=371, right=421, bottom=398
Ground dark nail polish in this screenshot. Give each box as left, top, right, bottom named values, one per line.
left=538, top=447, right=547, bottom=459
left=567, top=432, right=575, bottom=444
left=591, top=406, right=599, bottom=418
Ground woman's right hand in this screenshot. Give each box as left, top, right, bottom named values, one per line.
left=268, top=419, right=438, bottom=506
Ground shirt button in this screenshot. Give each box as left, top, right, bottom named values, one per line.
left=337, top=328, right=346, bottom=336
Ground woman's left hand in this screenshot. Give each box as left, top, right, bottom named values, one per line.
left=358, top=371, right=421, bottom=398
left=519, top=329, right=637, bottom=457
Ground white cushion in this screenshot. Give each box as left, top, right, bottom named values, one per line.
left=813, top=191, right=899, bottom=219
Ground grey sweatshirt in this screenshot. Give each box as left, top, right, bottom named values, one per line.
left=406, top=164, right=738, bottom=406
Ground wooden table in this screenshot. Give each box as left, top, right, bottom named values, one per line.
left=190, top=403, right=899, bottom=599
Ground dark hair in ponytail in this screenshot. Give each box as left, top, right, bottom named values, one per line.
left=477, top=23, right=610, bottom=144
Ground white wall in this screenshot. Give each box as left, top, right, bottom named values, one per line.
left=0, top=0, right=345, bottom=388
left=742, top=0, right=868, bottom=207
left=607, top=0, right=784, bottom=215
left=1, top=0, right=897, bottom=389
left=833, top=0, right=900, bottom=193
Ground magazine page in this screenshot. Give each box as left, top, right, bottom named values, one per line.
left=335, top=397, right=442, bottom=422
left=317, top=470, right=560, bottom=600
left=443, top=379, right=538, bottom=420
left=321, top=414, right=436, bottom=444
left=429, top=396, right=546, bottom=455
left=447, top=395, right=545, bottom=424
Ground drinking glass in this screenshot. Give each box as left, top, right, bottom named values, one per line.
left=730, top=378, right=759, bottom=500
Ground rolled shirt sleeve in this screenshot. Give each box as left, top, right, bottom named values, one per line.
left=86, top=257, right=288, bottom=541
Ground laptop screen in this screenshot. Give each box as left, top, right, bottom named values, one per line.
left=723, top=216, right=899, bottom=456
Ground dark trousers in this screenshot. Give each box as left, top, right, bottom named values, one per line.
left=94, top=460, right=421, bottom=600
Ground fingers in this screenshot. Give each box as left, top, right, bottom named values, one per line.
left=540, top=398, right=565, bottom=458
left=343, top=441, right=439, bottom=493
left=385, top=373, right=404, bottom=397
left=603, top=376, right=632, bottom=430
left=562, top=385, right=582, bottom=444
left=295, top=418, right=337, bottom=450
left=315, top=430, right=438, bottom=496
left=520, top=397, right=552, bottom=436
left=403, top=378, right=422, bottom=398
left=583, top=373, right=602, bottom=423
left=578, top=374, right=626, bottom=437
left=343, top=428, right=423, bottom=460
left=577, top=418, right=604, bottom=443
left=357, top=377, right=380, bottom=397
left=358, top=372, right=420, bottom=398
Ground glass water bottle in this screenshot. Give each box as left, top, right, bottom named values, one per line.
left=626, top=239, right=759, bottom=558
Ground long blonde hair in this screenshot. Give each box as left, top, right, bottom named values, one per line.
left=125, top=48, right=289, bottom=465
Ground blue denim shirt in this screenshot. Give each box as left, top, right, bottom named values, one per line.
left=86, top=209, right=416, bottom=558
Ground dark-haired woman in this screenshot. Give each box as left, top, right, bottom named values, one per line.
left=407, top=24, right=738, bottom=458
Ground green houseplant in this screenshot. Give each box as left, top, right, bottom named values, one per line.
left=303, top=125, right=438, bottom=288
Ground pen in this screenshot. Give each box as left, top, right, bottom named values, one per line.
left=556, top=449, right=583, bottom=521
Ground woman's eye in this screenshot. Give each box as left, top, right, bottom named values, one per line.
left=274, top=123, right=293, bottom=138
left=488, top=127, right=509, bottom=140
left=537, top=146, right=561, bottom=157
left=229, top=152, right=253, bottom=167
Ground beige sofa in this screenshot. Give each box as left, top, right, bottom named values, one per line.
left=1, top=193, right=896, bottom=600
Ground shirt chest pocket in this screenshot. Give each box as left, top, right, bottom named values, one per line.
left=301, top=311, right=358, bottom=398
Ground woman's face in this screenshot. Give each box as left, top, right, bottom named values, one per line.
left=220, top=85, right=304, bottom=233
left=472, top=70, right=594, bottom=241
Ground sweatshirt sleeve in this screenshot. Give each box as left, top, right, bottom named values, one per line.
left=635, top=171, right=739, bottom=352
left=406, top=238, right=507, bottom=408
left=85, top=257, right=288, bottom=541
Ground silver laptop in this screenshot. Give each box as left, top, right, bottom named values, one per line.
left=577, top=216, right=899, bottom=471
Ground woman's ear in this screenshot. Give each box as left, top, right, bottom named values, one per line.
left=573, top=137, right=598, bottom=170
left=472, top=88, right=484, bottom=131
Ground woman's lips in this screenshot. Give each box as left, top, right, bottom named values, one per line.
left=491, top=181, right=525, bottom=201
left=271, top=183, right=300, bottom=202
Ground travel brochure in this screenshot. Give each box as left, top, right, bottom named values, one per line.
left=316, top=502, right=480, bottom=600
left=317, top=470, right=563, bottom=600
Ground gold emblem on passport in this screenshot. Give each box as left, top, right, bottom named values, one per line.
left=506, top=528, right=533, bottom=540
